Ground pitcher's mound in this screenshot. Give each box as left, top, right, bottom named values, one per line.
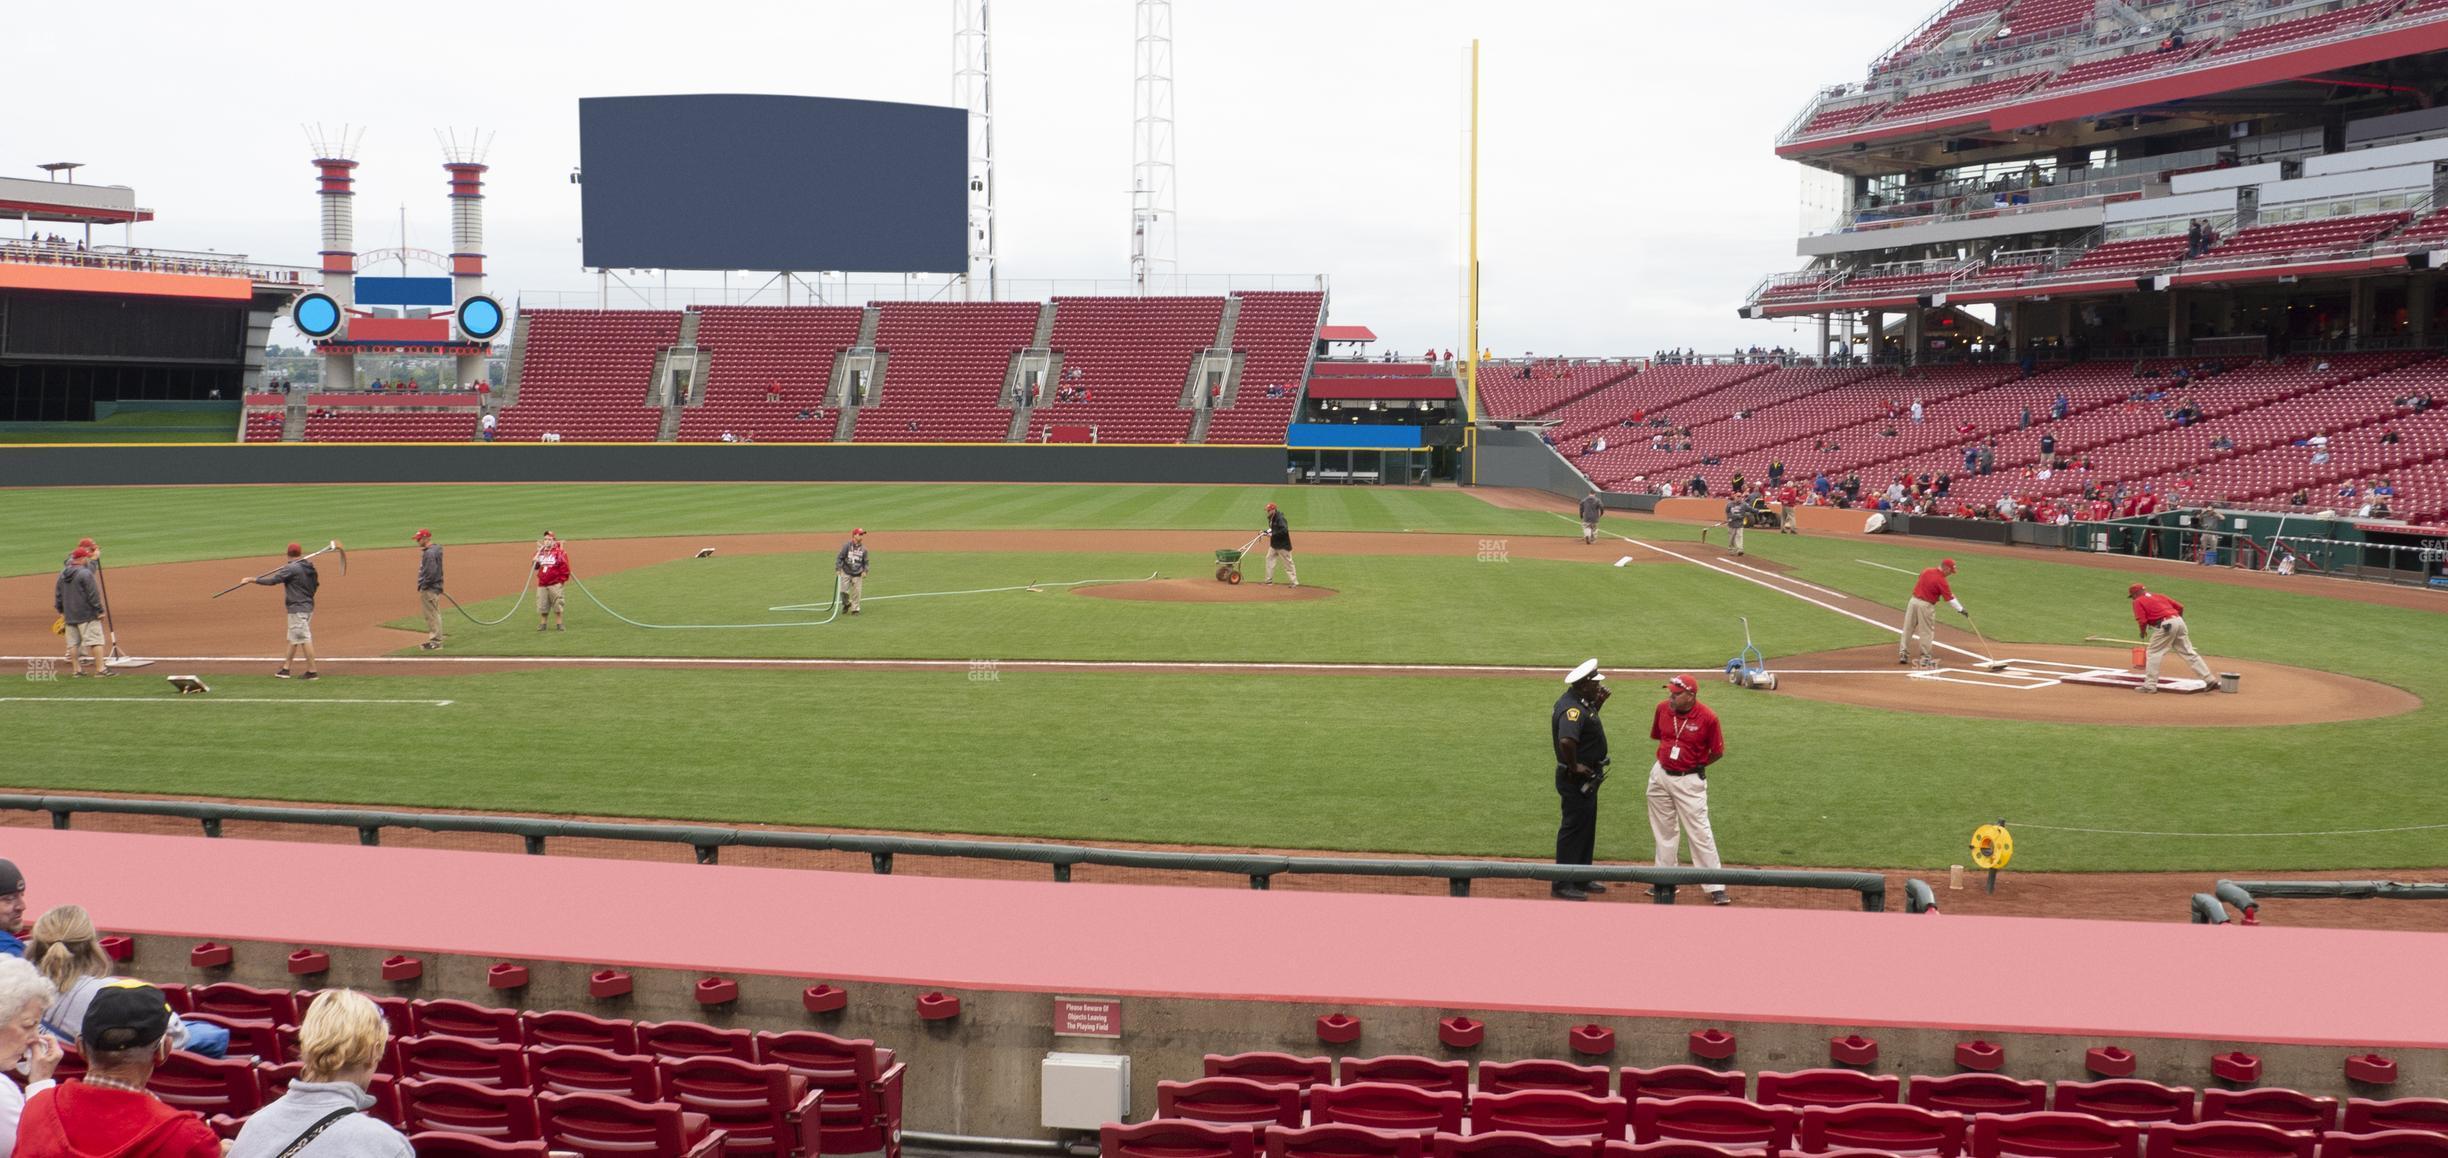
left=1079, top=579, right=1337, bottom=603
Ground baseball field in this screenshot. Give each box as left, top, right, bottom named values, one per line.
left=5, top=482, right=2445, bottom=891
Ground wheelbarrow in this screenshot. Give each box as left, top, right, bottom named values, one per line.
left=1214, top=533, right=1265, bottom=584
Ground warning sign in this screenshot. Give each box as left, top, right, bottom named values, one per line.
left=1055, top=997, right=1122, bottom=1039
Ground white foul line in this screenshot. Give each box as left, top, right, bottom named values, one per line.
left=1854, top=558, right=1919, bottom=575
left=0, top=655, right=1920, bottom=678
left=0, top=697, right=455, bottom=706
left=1721, top=558, right=1847, bottom=598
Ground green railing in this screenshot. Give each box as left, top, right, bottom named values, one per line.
left=0, top=794, right=1897, bottom=910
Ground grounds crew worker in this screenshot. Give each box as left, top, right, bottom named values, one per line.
left=1550, top=659, right=1611, bottom=901
left=244, top=543, right=319, bottom=680
left=1579, top=492, right=1604, bottom=544
left=1263, top=503, right=1298, bottom=586
left=1899, top=557, right=1967, bottom=668
left=1648, top=674, right=1730, bottom=905
left=414, top=529, right=445, bottom=650
left=836, top=528, right=869, bottom=615
left=2130, top=583, right=2213, bottom=693
left=1722, top=489, right=1748, bottom=556
left=54, top=545, right=110, bottom=678
left=533, top=532, right=571, bottom=631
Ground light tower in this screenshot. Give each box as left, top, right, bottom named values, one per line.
left=1132, top=0, right=1177, bottom=295
left=306, top=124, right=364, bottom=389
left=440, top=128, right=495, bottom=387
left=954, top=0, right=997, bottom=301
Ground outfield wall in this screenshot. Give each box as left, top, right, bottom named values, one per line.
left=1473, top=427, right=1594, bottom=496
left=0, top=443, right=1289, bottom=487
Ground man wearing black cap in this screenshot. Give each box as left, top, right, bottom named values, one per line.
left=0, top=860, right=25, bottom=957
left=836, top=529, right=869, bottom=616
left=16, top=980, right=221, bottom=1156
left=1262, top=503, right=1297, bottom=586
left=1550, top=659, right=1611, bottom=901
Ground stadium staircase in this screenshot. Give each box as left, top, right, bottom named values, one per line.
left=675, top=306, right=863, bottom=442
left=1187, top=295, right=1245, bottom=444
left=652, top=311, right=703, bottom=440
left=1202, top=290, right=1325, bottom=444
left=1004, top=302, right=1061, bottom=441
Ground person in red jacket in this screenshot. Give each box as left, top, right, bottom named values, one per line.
left=1899, top=558, right=1967, bottom=668
left=2130, top=583, right=2213, bottom=693
left=16, top=980, right=220, bottom=1157
left=1647, top=675, right=1732, bottom=905
left=533, top=532, right=572, bottom=632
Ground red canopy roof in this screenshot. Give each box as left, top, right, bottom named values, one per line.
left=1317, top=324, right=1377, bottom=343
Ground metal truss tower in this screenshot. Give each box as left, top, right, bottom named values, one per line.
left=1132, top=0, right=1177, bottom=295
left=955, top=0, right=997, bottom=300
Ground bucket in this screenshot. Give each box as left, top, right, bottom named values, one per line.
left=2130, top=646, right=2146, bottom=669
left=2219, top=672, right=2240, bottom=694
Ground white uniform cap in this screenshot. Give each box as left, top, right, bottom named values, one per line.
left=1566, top=659, right=1603, bottom=684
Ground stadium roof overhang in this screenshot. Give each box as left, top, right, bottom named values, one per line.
left=1305, top=377, right=1459, bottom=400
left=1779, top=21, right=2448, bottom=173
left=1317, top=324, right=1377, bottom=343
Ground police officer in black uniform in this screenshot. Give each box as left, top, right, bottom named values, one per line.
left=1550, top=658, right=1611, bottom=901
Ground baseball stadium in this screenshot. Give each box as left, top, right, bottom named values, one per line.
left=3, top=3, right=2447, bottom=1156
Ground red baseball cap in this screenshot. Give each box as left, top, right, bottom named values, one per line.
left=286, top=542, right=303, bottom=556
left=2128, top=583, right=2146, bottom=598
left=1266, top=503, right=1278, bottom=511
left=1940, top=558, right=1957, bottom=573
left=852, top=527, right=865, bottom=536
left=1666, top=674, right=1698, bottom=694
left=413, top=528, right=432, bottom=541
left=70, top=547, right=93, bottom=561
left=77, top=538, right=96, bottom=550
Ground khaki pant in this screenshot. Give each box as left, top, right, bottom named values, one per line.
left=1582, top=519, right=1599, bottom=544
left=2145, top=615, right=2213, bottom=688
left=419, top=590, right=443, bottom=640
left=1900, top=597, right=1937, bottom=662
left=1727, top=523, right=1746, bottom=554
left=285, top=612, right=313, bottom=645
left=838, top=572, right=863, bottom=612
left=1266, top=548, right=1298, bottom=585
left=66, top=621, right=104, bottom=649
left=538, top=584, right=566, bottom=616
left=1646, top=762, right=1726, bottom=895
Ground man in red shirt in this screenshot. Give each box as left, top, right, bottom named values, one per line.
left=1899, top=558, right=1968, bottom=668
left=1647, top=675, right=1731, bottom=905
left=533, top=532, right=573, bottom=632
left=16, top=980, right=220, bottom=1157
left=2130, top=583, right=2213, bottom=692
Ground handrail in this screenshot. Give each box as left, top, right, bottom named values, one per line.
left=0, top=240, right=315, bottom=285
left=0, top=794, right=1892, bottom=909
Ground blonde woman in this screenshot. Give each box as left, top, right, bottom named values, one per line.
left=229, top=990, right=410, bottom=1156
left=0, top=955, right=61, bottom=1155
left=26, top=905, right=229, bottom=1059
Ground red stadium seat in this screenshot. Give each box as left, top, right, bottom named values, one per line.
left=1265, top=1124, right=1436, bottom=1158
left=1343, top=1057, right=1471, bottom=1094
left=752, top=1030, right=905, bottom=1158
left=1798, top=1103, right=1969, bottom=1155
left=1207, top=1053, right=1335, bottom=1089
left=1161, top=1077, right=1307, bottom=1127
left=187, top=983, right=300, bottom=1026
left=1311, top=1082, right=1466, bottom=1134
left=2199, top=1091, right=2337, bottom=1134
left=1621, top=1069, right=1749, bottom=1103
left=1602, top=1144, right=1772, bottom=1158
left=1968, top=1112, right=2143, bottom=1158
left=406, top=1133, right=553, bottom=1156
left=2317, top=1133, right=2448, bottom=1158
left=657, top=1055, right=819, bottom=1158
left=1480, top=1061, right=1613, bottom=1100
left=1441, top=1130, right=1604, bottom=1158
left=1105, top=1120, right=1264, bottom=1158
left=538, top=1089, right=726, bottom=1158
left=399, top=1077, right=544, bottom=1141
left=2143, top=1122, right=2316, bottom=1158
left=2055, top=1081, right=2197, bottom=1125
left=180, top=1012, right=287, bottom=1064
left=529, top=1044, right=662, bottom=1100
left=392, top=1035, right=531, bottom=1088
left=1911, top=1076, right=2049, bottom=1117
left=1631, top=1098, right=1798, bottom=1150
left=1760, top=1071, right=1904, bottom=1109
left=2344, top=1101, right=2448, bottom=1137
left=414, top=999, right=526, bottom=1046
left=638, top=1020, right=757, bottom=1063
left=522, top=1010, right=639, bottom=1055
left=145, top=1051, right=263, bottom=1118
left=1471, top=1091, right=1632, bottom=1140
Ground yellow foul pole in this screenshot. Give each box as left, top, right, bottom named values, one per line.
left=1464, top=38, right=1482, bottom=479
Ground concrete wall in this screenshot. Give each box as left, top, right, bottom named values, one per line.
left=0, top=443, right=1289, bottom=487
left=136, top=936, right=2444, bottom=1139
left=1474, top=428, right=1592, bottom=498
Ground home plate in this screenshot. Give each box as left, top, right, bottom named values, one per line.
left=1615, top=556, right=1634, bottom=567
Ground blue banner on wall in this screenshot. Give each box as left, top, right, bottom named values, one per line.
left=1287, top=424, right=1425, bottom=449
left=353, top=277, right=455, bottom=307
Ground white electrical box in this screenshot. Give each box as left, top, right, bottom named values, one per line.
left=1042, top=1051, right=1131, bottom=1130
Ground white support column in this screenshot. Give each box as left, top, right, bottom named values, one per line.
left=954, top=0, right=997, bottom=301
left=1132, top=0, right=1177, bottom=295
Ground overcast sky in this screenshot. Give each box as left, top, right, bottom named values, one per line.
left=6, top=0, right=1932, bottom=355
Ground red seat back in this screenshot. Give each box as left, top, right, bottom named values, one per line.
left=2145, top=1121, right=2317, bottom=1158
left=413, top=999, right=526, bottom=1046
left=522, top=1011, right=639, bottom=1055
left=180, top=1011, right=289, bottom=1064
left=1311, top=1082, right=1465, bottom=1134
left=1969, top=1111, right=2144, bottom=1158
left=1161, top=1077, right=1307, bottom=1127
left=2200, top=1091, right=2337, bottom=1134
left=2343, top=1101, right=2448, bottom=1137
left=1757, top=1069, right=1902, bottom=1109
left=393, top=1034, right=531, bottom=1088
left=1630, top=1097, right=1797, bottom=1149
left=1912, top=1076, right=2049, bottom=1117
left=1342, top=1056, right=1470, bottom=1094
left=1265, top=1124, right=1433, bottom=1158
left=1480, top=1062, right=1613, bottom=1100
left=529, top=1044, right=661, bottom=1100
left=2316, top=1132, right=2448, bottom=1158
left=1600, top=1144, right=1768, bottom=1158
left=1207, top=1053, right=1334, bottom=1090
left=539, top=1089, right=724, bottom=1158
left=1800, top=1103, right=1970, bottom=1156
left=658, top=1055, right=813, bottom=1158
left=2055, top=1081, right=2198, bottom=1125
left=1445, top=1132, right=1602, bottom=1158
left=145, top=1052, right=263, bottom=1118
left=1473, top=1091, right=1632, bottom=1141
left=1621, top=1068, right=1748, bottom=1103
left=1104, top=1119, right=1263, bottom=1158
left=638, top=1020, right=756, bottom=1063
left=188, top=982, right=299, bottom=1026
left=405, top=1132, right=553, bottom=1156
left=399, top=1076, right=544, bottom=1142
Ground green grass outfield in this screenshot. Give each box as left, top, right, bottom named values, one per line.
left=4, top=482, right=2444, bottom=872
